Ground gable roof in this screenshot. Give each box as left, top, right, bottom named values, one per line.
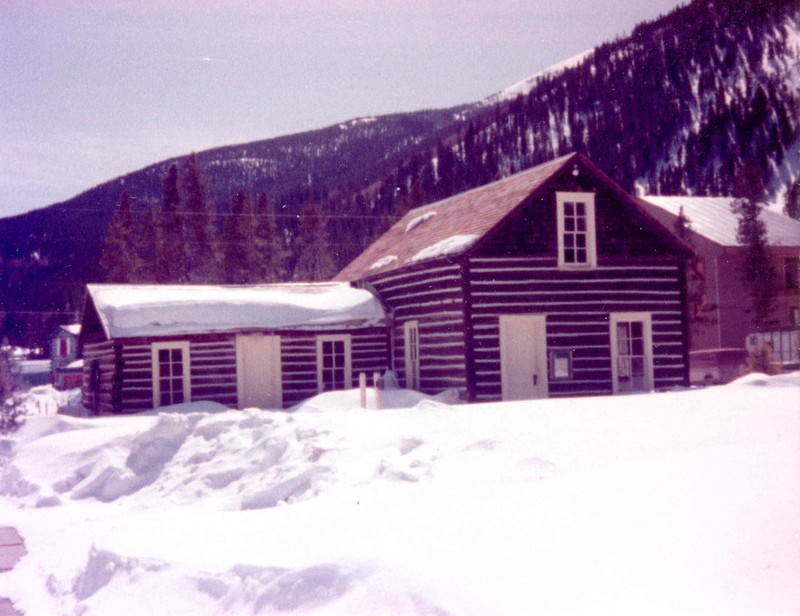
left=641, top=196, right=800, bottom=248
left=52, top=323, right=81, bottom=337
left=83, top=282, right=387, bottom=340
left=335, top=154, right=577, bottom=281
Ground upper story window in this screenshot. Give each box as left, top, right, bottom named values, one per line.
left=556, top=192, right=597, bottom=268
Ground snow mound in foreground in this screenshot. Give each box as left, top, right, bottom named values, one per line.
left=1, top=374, right=798, bottom=616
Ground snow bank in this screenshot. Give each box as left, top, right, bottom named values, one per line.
left=1, top=374, right=798, bottom=615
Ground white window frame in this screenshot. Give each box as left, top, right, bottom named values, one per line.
left=151, top=341, right=191, bottom=408
left=609, top=312, right=654, bottom=394
left=556, top=191, right=597, bottom=268
left=316, top=334, right=352, bottom=393
left=403, top=320, right=421, bottom=390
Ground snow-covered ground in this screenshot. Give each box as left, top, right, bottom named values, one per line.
left=1, top=375, right=799, bottom=615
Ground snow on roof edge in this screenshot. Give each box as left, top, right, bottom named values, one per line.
left=86, top=282, right=388, bottom=339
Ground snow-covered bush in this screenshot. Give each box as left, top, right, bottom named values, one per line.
left=0, top=346, right=25, bottom=434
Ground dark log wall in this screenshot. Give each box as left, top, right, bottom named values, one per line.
left=83, top=327, right=388, bottom=414
left=367, top=262, right=469, bottom=395
left=481, top=178, right=677, bottom=261
left=279, top=327, right=388, bottom=407
left=466, top=256, right=688, bottom=400
left=81, top=338, right=118, bottom=415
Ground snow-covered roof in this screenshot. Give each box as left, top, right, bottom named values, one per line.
left=60, top=324, right=81, bottom=336
left=86, top=283, right=387, bottom=339
left=641, top=196, right=800, bottom=247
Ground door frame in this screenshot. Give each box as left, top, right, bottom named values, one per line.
left=236, top=334, right=283, bottom=409
left=403, top=320, right=421, bottom=390
left=499, top=314, right=549, bottom=401
left=609, top=312, right=654, bottom=394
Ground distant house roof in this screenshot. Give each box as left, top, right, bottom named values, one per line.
left=84, top=283, right=387, bottom=340
left=60, top=324, right=81, bottom=336
left=336, top=154, right=577, bottom=281
left=641, top=196, right=800, bottom=248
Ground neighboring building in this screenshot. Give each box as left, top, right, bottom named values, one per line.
left=50, top=324, right=81, bottom=370
left=640, top=196, right=800, bottom=354
left=336, top=153, right=692, bottom=401
left=50, top=323, right=83, bottom=390
left=79, top=283, right=388, bottom=413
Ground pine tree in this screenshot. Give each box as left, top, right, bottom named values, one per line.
left=673, top=206, right=716, bottom=346
left=158, top=163, right=187, bottom=282
left=254, top=192, right=287, bottom=282
left=136, top=204, right=163, bottom=283
left=731, top=164, right=777, bottom=331
left=182, top=153, right=221, bottom=282
left=785, top=175, right=800, bottom=220
left=100, top=191, right=142, bottom=282
left=222, top=189, right=261, bottom=284
left=292, top=202, right=336, bottom=281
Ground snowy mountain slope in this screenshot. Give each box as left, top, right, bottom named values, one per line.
left=1, top=373, right=799, bottom=615
left=2, top=0, right=798, bottom=349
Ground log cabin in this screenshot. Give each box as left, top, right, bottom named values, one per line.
left=335, top=152, right=693, bottom=401
left=79, top=282, right=388, bottom=413
left=80, top=153, right=693, bottom=413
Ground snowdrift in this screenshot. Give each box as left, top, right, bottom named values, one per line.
left=1, top=375, right=798, bottom=615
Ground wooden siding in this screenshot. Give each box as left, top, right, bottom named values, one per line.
left=80, top=338, right=118, bottom=415
left=82, top=328, right=388, bottom=413
left=466, top=257, right=687, bottom=400
left=367, top=262, right=469, bottom=395
left=478, top=176, right=680, bottom=263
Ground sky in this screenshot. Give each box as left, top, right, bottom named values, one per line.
left=1, top=0, right=685, bottom=218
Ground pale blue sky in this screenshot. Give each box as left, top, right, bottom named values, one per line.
left=1, top=1, right=685, bottom=217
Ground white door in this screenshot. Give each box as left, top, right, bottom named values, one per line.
left=403, top=320, right=420, bottom=390
left=236, top=334, right=282, bottom=409
left=500, top=314, right=549, bottom=400
left=610, top=313, right=654, bottom=394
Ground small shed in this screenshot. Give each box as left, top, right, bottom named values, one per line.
left=50, top=324, right=81, bottom=370
left=79, top=283, right=388, bottom=414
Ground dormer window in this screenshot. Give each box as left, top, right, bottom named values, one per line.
left=557, top=192, right=596, bottom=268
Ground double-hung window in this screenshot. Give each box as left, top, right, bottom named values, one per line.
left=152, top=341, right=191, bottom=408
left=316, top=335, right=352, bottom=392
left=556, top=192, right=597, bottom=268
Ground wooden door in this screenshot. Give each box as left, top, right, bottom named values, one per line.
left=500, top=314, right=548, bottom=400
left=236, top=334, right=282, bottom=409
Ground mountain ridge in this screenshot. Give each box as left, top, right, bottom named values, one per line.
left=2, top=0, right=798, bottom=347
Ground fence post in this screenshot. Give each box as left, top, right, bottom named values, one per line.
left=373, top=371, right=382, bottom=410
left=359, top=372, right=367, bottom=409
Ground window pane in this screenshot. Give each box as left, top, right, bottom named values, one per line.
left=576, top=202, right=585, bottom=216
